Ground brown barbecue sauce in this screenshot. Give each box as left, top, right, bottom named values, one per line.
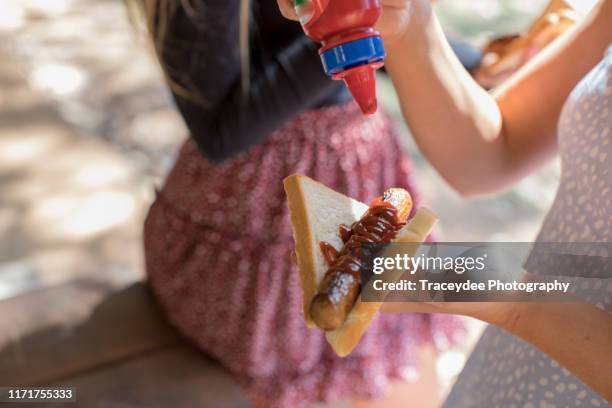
left=318, top=202, right=405, bottom=292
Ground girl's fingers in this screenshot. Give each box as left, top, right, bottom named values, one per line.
left=277, top=0, right=299, bottom=21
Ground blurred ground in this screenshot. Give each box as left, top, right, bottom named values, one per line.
left=0, top=0, right=565, bottom=404
left=0, top=0, right=186, bottom=299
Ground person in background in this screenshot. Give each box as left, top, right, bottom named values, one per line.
left=138, top=0, right=474, bottom=407
left=278, top=0, right=611, bottom=405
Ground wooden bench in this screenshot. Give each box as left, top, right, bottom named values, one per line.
left=0, top=281, right=250, bottom=407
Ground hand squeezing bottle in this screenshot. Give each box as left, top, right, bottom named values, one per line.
left=294, top=0, right=385, bottom=115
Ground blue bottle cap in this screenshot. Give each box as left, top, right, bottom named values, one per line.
left=320, top=35, right=385, bottom=76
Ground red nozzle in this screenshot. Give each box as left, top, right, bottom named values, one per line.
left=334, top=62, right=383, bottom=115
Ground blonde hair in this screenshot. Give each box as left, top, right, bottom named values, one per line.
left=127, top=0, right=251, bottom=104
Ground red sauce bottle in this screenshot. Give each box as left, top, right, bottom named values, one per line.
left=294, top=0, right=385, bottom=115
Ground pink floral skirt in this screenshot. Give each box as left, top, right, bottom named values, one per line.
left=144, top=103, right=463, bottom=407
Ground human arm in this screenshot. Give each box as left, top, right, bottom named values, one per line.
left=383, top=299, right=612, bottom=401
left=383, top=0, right=612, bottom=196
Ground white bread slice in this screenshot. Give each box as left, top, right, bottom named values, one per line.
left=283, top=174, right=368, bottom=327
left=284, top=174, right=438, bottom=356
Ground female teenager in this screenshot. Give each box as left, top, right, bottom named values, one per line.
left=278, top=0, right=612, bottom=405
left=140, top=0, right=464, bottom=407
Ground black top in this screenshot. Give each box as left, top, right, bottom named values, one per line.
left=161, top=0, right=350, bottom=162
left=160, top=1, right=482, bottom=162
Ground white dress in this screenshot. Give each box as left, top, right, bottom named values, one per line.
left=444, top=46, right=612, bottom=407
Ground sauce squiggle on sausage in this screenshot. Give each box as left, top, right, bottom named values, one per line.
left=310, top=189, right=411, bottom=331
left=319, top=202, right=403, bottom=284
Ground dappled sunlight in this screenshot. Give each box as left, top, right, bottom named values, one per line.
left=30, top=63, right=86, bottom=96
left=30, top=144, right=135, bottom=191
left=2, top=161, right=134, bottom=207
left=29, top=246, right=94, bottom=280
left=0, top=127, right=67, bottom=171
left=435, top=0, right=548, bottom=44
left=25, top=191, right=136, bottom=241
left=0, top=2, right=25, bottom=30
left=0, top=259, right=39, bottom=299
left=11, top=0, right=75, bottom=17
left=123, top=108, right=188, bottom=150
left=2, top=177, right=50, bottom=205
left=565, top=0, right=599, bottom=14
left=449, top=1, right=504, bottom=19
left=437, top=351, right=467, bottom=384
left=0, top=0, right=77, bottom=31
left=0, top=133, right=136, bottom=203
left=70, top=160, right=133, bottom=188
left=0, top=208, right=18, bottom=239
left=0, top=248, right=88, bottom=300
